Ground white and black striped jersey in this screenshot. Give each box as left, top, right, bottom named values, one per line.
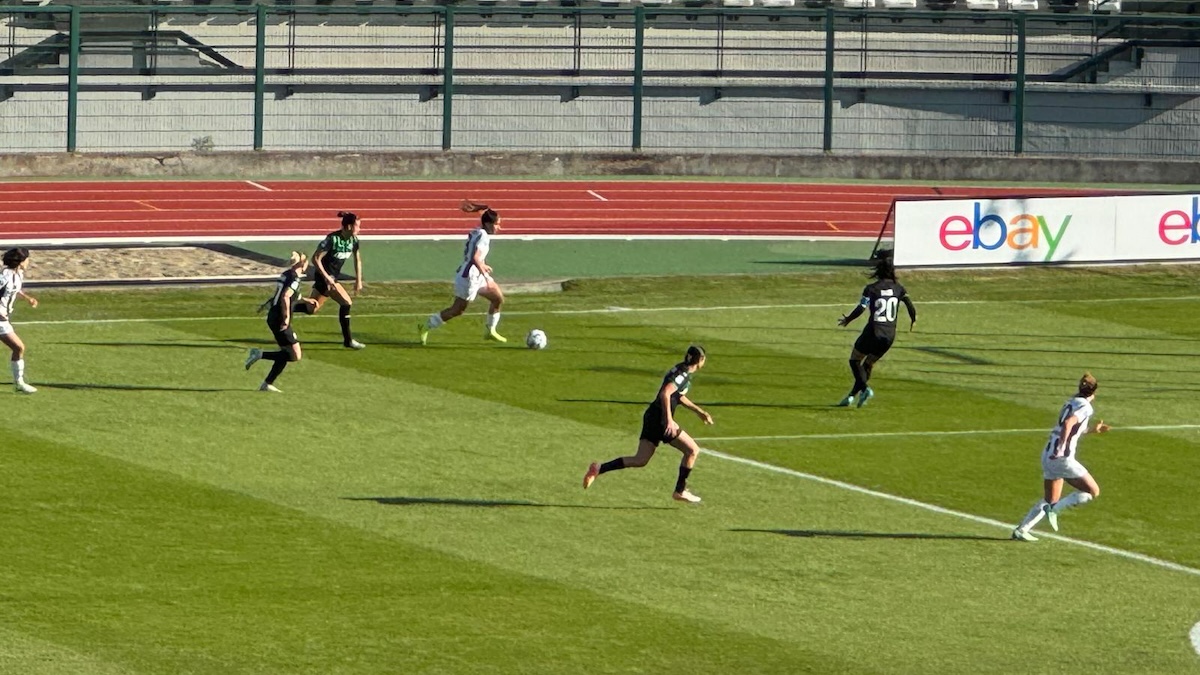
left=0, top=268, right=24, bottom=321
left=1043, top=396, right=1094, bottom=460
left=457, top=228, right=491, bottom=278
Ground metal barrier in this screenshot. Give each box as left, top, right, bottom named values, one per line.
left=2, top=4, right=1199, bottom=155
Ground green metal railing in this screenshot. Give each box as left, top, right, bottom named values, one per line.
left=2, top=4, right=1200, bottom=156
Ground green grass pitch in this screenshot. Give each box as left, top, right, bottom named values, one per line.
left=2, top=266, right=1199, bottom=674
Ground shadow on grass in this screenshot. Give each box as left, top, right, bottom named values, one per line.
left=558, top=398, right=836, bottom=411
left=345, top=496, right=672, bottom=510
left=36, top=382, right=239, bottom=393
left=731, top=528, right=1009, bottom=542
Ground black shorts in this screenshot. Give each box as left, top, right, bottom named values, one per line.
left=267, top=317, right=299, bottom=347
left=854, top=330, right=894, bottom=358
left=639, top=407, right=681, bottom=446
left=312, top=274, right=334, bottom=297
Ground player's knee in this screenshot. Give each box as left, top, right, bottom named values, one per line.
left=626, top=455, right=650, bottom=468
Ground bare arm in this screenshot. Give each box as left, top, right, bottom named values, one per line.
left=17, top=290, right=37, bottom=309
left=312, top=249, right=334, bottom=284
left=678, top=395, right=713, bottom=425
left=472, top=248, right=492, bottom=276
left=659, top=381, right=678, bottom=431
left=353, top=249, right=364, bottom=294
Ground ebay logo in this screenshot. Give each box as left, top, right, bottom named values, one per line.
left=1157, top=197, right=1200, bottom=245
left=939, top=202, right=1071, bottom=261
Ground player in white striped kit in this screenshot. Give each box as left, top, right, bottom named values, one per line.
left=0, top=248, right=39, bottom=394
left=1012, top=373, right=1110, bottom=542
left=418, top=200, right=507, bottom=344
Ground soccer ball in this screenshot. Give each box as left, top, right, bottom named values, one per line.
left=525, top=329, right=548, bottom=350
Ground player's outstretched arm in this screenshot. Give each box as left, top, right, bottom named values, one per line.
left=680, top=395, right=713, bottom=425
left=838, top=306, right=865, bottom=327
left=1092, top=420, right=1111, bottom=434
left=902, top=296, right=917, bottom=331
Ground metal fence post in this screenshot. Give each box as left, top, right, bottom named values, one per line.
left=253, top=3, right=266, bottom=150
left=822, top=6, right=835, bottom=152
left=1014, top=13, right=1026, bottom=155
left=632, top=5, right=645, bottom=151
left=66, top=6, right=80, bottom=152
left=441, top=6, right=454, bottom=151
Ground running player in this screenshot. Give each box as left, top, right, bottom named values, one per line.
left=1011, top=373, right=1110, bottom=542
left=418, top=199, right=507, bottom=344
left=583, top=345, right=713, bottom=503
left=836, top=249, right=916, bottom=407
left=245, top=252, right=309, bottom=392
left=293, top=211, right=365, bottom=350
left=0, top=247, right=38, bottom=394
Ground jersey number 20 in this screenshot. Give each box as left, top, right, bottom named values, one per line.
left=873, top=297, right=898, bottom=323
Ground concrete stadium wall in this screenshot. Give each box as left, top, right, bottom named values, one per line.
left=4, top=148, right=1200, bottom=185
left=4, top=86, right=1198, bottom=157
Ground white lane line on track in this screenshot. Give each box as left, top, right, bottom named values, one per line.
left=1, top=234, right=880, bottom=245
left=245, top=181, right=272, bottom=191
left=587, top=190, right=608, bottom=201
left=15, top=295, right=1200, bottom=327
left=702, top=448, right=1200, bottom=578
left=700, top=423, right=1200, bottom=442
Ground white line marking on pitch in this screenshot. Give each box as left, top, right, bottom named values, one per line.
left=1190, top=621, right=1200, bottom=655
left=700, top=423, right=1200, bottom=442
left=587, top=190, right=608, bottom=201
left=14, top=296, right=1200, bottom=327
left=702, top=448, right=1200, bottom=578
left=245, top=181, right=272, bottom=192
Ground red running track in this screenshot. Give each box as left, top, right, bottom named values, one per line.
left=0, top=179, right=1101, bottom=240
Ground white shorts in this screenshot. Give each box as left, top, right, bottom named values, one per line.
left=0, top=320, right=12, bottom=337
left=1042, top=454, right=1090, bottom=480
left=453, top=269, right=491, bottom=302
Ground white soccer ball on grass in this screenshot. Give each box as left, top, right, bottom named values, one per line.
left=525, top=329, right=548, bottom=350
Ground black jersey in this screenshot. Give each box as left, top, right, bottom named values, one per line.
left=857, top=279, right=914, bottom=340
left=267, top=269, right=301, bottom=324
left=645, top=364, right=693, bottom=416
left=315, top=231, right=360, bottom=278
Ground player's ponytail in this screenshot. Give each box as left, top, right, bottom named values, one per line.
left=337, top=211, right=358, bottom=228
left=288, top=250, right=308, bottom=267
left=683, top=344, right=706, bottom=367
left=869, top=248, right=896, bottom=281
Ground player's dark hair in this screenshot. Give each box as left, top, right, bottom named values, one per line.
left=2, top=247, right=29, bottom=269
left=869, top=248, right=896, bottom=281
left=481, top=209, right=499, bottom=227
left=337, top=211, right=358, bottom=228
left=683, top=344, right=706, bottom=367
left=1078, top=372, right=1098, bottom=397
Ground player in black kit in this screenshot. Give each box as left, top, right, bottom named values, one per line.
left=836, top=249, right=916, bottom=408
left=293, top=211, right=365, bottom=350
left=245, top=251, right=308, bottom=392
left=582, top=345, right=713, bottom=503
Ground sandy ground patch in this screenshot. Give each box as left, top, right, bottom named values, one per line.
left=25, top=246, right=279, bottom=282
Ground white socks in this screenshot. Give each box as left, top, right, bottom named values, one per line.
left=426, top=314, right=444, bottom=330
left=1017, top=499, right=1049, bottom=532
left=1052, top=492, right=1094, bottom=512
left=10, top=358, right=24, bottom=384
left=485, top=312, right=501, bottom=331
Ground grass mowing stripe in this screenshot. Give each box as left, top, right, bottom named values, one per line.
left=17, top=293, right=1200, bottom=328
left=702, top=448, right=1200, bottom=579
left=700, top=423, right=1200, bottom=442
